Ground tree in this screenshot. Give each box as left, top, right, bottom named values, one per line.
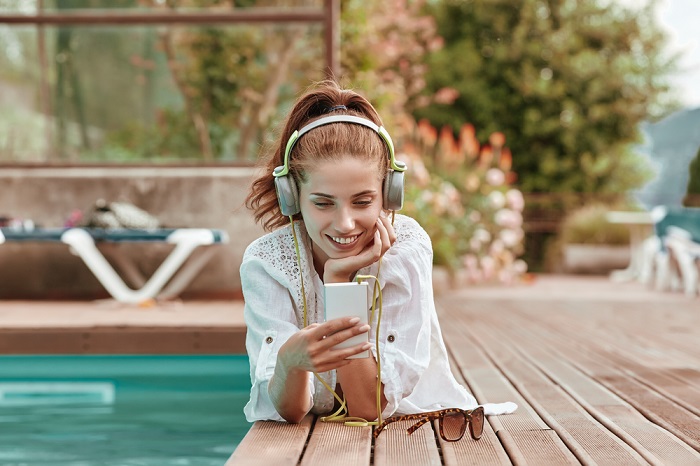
left=415, top=0, right=677, bottom=195
left=685, top=145, right=700, bottom=207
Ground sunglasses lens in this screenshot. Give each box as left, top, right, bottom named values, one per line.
left=470, top=408, right=484, bottom=439
left=442, top=412, right=467, bottom=441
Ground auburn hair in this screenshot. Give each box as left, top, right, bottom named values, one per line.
left=246, top=80, right=390, bottom=231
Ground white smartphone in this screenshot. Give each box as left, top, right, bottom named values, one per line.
left=324, top=282, right=370, bottom=359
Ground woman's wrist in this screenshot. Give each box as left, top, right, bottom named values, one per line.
left=323, top=270, right=354, bottom=283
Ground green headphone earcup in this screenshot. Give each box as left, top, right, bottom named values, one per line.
left=383, top=170, right=405, bottom=211
left=274, top=172, right=301, bottom=216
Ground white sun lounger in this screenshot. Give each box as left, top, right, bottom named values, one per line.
left=0, top=227, right=228, bottom=304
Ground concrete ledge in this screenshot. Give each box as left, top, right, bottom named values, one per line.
left=0, top=327, right=246, bottom=354
left=0, top=166, right=264, bottom=299
left=0, top=299, right=247, bottom=354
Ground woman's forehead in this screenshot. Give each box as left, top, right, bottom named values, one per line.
left=302, top=156, right=383, bottom=191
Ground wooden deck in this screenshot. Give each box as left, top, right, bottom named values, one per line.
left=227, top=275, right=700, bottom=465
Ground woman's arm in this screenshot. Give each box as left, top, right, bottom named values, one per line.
left=269, top=319, right=373, bottom=423
left=268, top=360, right=312, bottom=423
left=323, top=215, right=394, bottom=420
left=336, top=357, right=387, bottom=421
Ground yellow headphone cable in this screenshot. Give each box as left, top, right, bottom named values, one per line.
left=289, top=213, right=394, bottom=427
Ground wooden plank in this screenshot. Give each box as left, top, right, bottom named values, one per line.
left=437, top=302, right=580, bottom=465
left=525, top=326, right=700, bottom=452
left=522, top=301, right=700, bottom=417
left=554, top=300, right=699, bottom=364
left=441, top=303, right=648, bottom=465
left=474, top=305, right=700, bottom=464
left=440, top=359, right=513, bottom=466
left=299, top=417, right=372, bottom=466
left=226, top=415, right=313, bottom=466
left=373, top=418, right=441, bottom=466
left=505, top=303, right=700, bottom=453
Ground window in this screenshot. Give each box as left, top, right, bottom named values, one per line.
left=0, top=0, right=338, bottom=164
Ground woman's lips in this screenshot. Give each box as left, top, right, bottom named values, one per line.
left=327, top=234, right=361, bottom=250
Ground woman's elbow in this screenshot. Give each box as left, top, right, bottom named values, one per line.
left=275, top=398, right=312, bottom=424
left=280, top=410, right=307, bottom=424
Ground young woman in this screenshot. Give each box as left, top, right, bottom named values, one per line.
left=242, top=81, right=516, bottom=424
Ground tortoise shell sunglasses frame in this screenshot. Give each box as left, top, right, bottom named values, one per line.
left=372, top=406, right=485, bottom=442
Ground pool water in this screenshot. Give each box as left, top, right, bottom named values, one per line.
left=0, top=355, right=251, bottom=466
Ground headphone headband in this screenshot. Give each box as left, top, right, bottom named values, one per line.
left=273, top=115, right=406, bottom=178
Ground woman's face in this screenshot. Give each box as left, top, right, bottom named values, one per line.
left=299, top=155, right=384, bottom=274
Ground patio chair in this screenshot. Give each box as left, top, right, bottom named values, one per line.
left=0, top=227, right=228, bottom=304
left=650, top=206, right=700, bottom=296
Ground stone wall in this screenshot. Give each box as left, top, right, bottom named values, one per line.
left=0, top=167, right=265, bottom=299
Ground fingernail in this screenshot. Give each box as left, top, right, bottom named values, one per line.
left=359, top=324, right=371, bottom=332
left=349, top=317, right=360, bottom=324
left=362, top=343, right=372, bottom=350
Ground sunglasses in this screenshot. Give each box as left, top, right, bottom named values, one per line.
left=373, top=406, right=485, bottom=442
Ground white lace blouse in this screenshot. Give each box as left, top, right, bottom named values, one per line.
left=241, top=214, right=516, bottom=422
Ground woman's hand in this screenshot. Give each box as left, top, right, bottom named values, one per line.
left=277, top=317, right=372, bottom=374
left=324, top=214, right=396, bottom=283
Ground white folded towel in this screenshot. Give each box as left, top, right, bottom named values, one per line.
left=481, top=401, right=518, bottom=416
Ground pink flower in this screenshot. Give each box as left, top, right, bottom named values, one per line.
left=486, top=168, right=505, bottom=186
left=488, top=191, right=506, bottom=209
left=434, top=87, right=459, bottom=105
left=494, top=209, right=523, bottom=229
left=506, top=189, right=525, bottom=211
left=499, top=228, right=522, bottom=247
left=513, top=259, right=528, bottom=274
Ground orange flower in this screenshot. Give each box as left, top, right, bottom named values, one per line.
left=479, top=146, right=493, bottom=168
left=500, top=147, right=512, bottom=171
left=459, top=124, right=479, bottom=158
left=418, top=119, right=437, bottom=147
left=489, top=132, right=506, bottom=148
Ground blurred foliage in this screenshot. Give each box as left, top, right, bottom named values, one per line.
left=685, top=145, right=700, bottom=207
left=559, top=204, right=631, bottom=246
left=399, top=117, right=527, bottom=283
left=415, top=0, right=676, bottom=196
left=110, top=0, right=325, bottom=162
left=340, top=0, right=445, bottom=133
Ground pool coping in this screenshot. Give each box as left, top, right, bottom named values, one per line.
left=0, top=300, right=247, bottom=354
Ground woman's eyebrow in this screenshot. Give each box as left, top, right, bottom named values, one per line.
left=309, top=190, right=377, bottom=199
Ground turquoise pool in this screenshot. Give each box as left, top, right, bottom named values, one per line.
left=0, top=355, right=251, bottom=466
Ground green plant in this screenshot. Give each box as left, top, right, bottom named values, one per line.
left=559, top=204, right=631, bottom=246
left=684, top=144, right=700, bottom=207
left=399, top=118, right=527, bottom=283
left=416, top=0, right=674, bottom=194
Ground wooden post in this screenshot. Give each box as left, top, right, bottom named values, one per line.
left=324, top=0, right=340, bottom=80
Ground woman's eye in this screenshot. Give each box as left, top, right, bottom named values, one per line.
left=313, top=202, right=333, bottom=207
left=355, top=199, right=373, bottom=206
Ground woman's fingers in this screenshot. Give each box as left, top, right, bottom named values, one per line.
left=313, top=342, right=373, bottom=372
left=308, top=316, right=361, bottom=340
left=380, top=213, right=397, bottom=245
left=376, top=218, right=391, bottom=256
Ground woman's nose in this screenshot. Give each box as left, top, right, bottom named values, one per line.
left=334, top=207, right=355, bottom=232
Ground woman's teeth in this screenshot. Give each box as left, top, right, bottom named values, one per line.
left=331, top=235, right=359, bottom=245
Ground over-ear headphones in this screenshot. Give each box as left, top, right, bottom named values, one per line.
left=272, top=114, right=407, bottom=216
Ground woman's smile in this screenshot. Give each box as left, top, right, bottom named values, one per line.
left=328, top=234, right=361, bottom=247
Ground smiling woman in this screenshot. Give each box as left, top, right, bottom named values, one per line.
left=240, top=80, right=516, bottom=427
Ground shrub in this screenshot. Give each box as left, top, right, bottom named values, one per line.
left=684, top=145, right=700, bottom=207
left=398, top=118, right=527, bottom=284
left=559, top=204, right=631, bottom=245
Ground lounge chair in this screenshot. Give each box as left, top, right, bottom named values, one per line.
left=0, top=227, right=228, bottom=304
